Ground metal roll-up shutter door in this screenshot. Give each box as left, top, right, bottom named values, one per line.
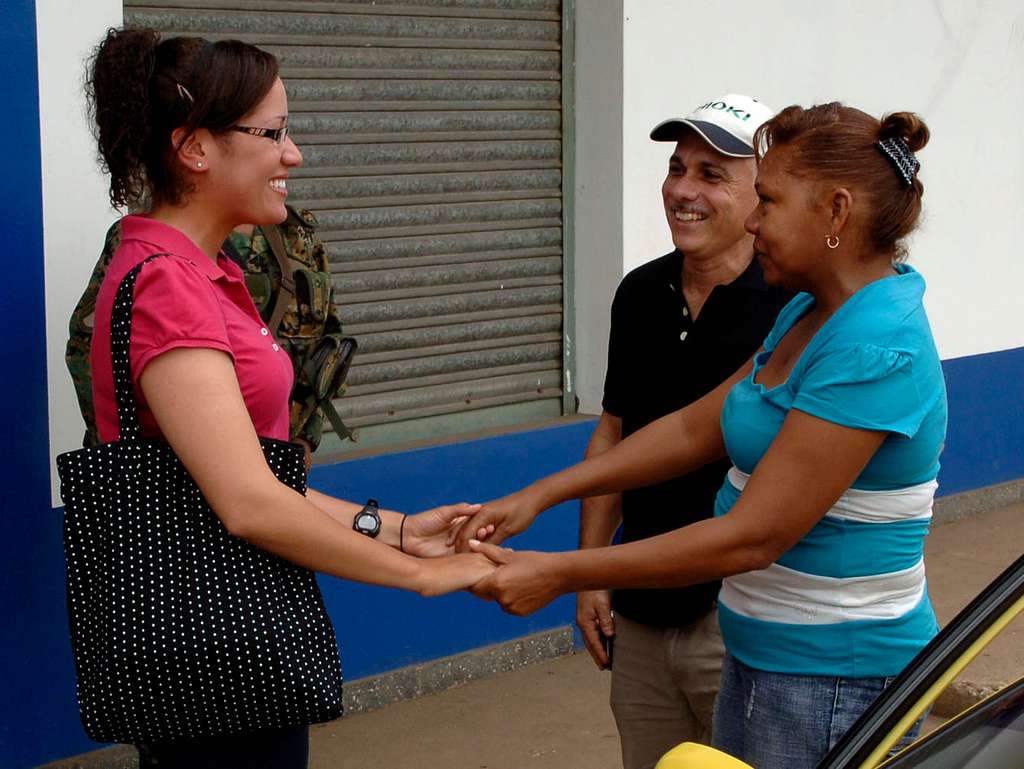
left=123, top=1, right=570, bottom=450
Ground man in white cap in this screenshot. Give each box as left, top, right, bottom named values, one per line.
left=575, top=94, right=791, bottom=769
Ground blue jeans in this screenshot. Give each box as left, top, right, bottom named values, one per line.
left=712, top=652, right=921, bottom=769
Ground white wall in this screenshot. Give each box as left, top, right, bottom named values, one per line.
left=619, top=0, right=1024, bottom=361
left=573, top=0, right=624, bottom=413
left=37, top=0, right=122, bottom=502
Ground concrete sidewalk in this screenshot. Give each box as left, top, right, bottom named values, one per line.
left=305, top=502, right=1023, bottom=769
left=42, top=502, right=1023, bottom=769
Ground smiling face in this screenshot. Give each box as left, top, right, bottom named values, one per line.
left=744, top=145, right=828, bottom=290
left=661, top=132, right=758, bottom=261
left=208, top=77, right=302, bottom=226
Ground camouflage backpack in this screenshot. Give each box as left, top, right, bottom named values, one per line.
left=65, top=206, right=356, bottom=449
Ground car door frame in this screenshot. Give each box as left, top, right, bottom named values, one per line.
left=819, top=553, right=1024, bottom=769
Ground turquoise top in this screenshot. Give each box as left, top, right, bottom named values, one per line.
left=714, top=265, right=948, bottom=677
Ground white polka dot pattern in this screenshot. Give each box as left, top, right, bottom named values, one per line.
left=56, top=256, right=343, bottom=744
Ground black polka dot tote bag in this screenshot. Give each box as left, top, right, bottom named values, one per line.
left=56, top=256, right=343, bottom=744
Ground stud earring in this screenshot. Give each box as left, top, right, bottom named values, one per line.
left=196, top=161, right=204, bottom=168
left=826, top=235, right=840, bottom=249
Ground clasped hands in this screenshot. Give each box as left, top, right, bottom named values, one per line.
left=408, top=488, right=561, bottom=616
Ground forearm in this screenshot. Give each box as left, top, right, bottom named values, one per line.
left=305, top=487, right=406, bottom=549
left=578, top=412, right=623, bottom=549
left=533, top=408, right=723, bottom=511
left=559, top=513, right=765, bottom=593
left=549, top=411, right=886, bottom=594
left=579, top=495, right=621, bottom=549
left=232, top=481, right=427, bottom=591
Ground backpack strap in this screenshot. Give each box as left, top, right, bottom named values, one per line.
left=320, top=399, right=353, bottom=442
left=263, top=224, right=300, bottom=335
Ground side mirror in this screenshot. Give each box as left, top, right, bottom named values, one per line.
left=655, top=742, right=754, bottom=769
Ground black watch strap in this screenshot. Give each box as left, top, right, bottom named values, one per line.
left=353, top=498, right=382, bottom=538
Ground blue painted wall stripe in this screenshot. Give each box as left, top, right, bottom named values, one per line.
left=938, top=348, right=1024, bottom=496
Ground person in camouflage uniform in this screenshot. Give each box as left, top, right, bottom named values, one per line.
left=66, top=205, right=355, bottom=465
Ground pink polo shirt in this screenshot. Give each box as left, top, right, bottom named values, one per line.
left=91, top=215, right=293, bottom=443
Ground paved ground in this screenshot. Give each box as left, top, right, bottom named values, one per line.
left=310, top=652, right=617, bottom=769
left=309, top=502, right=1023, bottom=769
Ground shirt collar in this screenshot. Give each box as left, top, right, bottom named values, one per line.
left=732, top=254, right=771, bottom=291
left=674, top=249, right=772, bottom=292
left=880, top=262, right=925, bottom=303
left=119, top=215, right=244, bottom=283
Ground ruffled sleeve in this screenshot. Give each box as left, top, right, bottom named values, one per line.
left=791, top=343, right=925, bottom=438
left=129, top=256, right=234, bottom=386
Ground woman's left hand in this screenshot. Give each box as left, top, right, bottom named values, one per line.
left=467, top=541, right=564, bottom=615
left=402, top=503, right=494, bottom=557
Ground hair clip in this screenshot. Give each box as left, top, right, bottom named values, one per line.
left=876, top=137, right=919, bottom=187
left=176, top=82, right=194, bottom=105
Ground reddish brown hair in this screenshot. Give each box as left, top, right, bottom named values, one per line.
left=753, top=103, right=930, bottom=260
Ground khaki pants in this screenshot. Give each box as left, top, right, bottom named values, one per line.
left=610, top=607, right=724, bottom=769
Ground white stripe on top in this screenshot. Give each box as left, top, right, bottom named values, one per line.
left=719, top=559, right=927, bottom=625
left=719, top=466, right=935, bottom=625
left=725, top=466, right=937, bottom=524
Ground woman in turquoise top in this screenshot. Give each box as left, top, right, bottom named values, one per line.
left=462, top=103, right=947, bottom=769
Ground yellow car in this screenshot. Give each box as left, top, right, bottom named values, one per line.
left=656, top=553, right=1024, bottom=769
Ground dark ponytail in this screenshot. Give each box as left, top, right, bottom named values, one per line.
left=86, top=27, right=279, bottom=209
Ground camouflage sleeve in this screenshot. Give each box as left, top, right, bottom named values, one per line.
left=66, top=221, right=121, bottom=448
left=321, top=255, right=345, bottom=338
left=292, top=207, right=331, bottom=450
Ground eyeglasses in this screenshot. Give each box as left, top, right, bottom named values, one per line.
left=228, top=124, right=289, bottom=145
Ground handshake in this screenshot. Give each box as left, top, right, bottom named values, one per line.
left=405, top=485, right=562, bottom=617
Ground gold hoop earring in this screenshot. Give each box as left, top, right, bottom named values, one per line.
left=826, top=235, right=840, bottom=249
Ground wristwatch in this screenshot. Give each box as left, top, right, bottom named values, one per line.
left=353, top=499, right=382, bottom=538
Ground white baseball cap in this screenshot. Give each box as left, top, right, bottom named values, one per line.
left=650, top=93, right=775, bottom=158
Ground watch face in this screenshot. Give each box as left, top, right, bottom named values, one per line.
left=354, top=509, right=381, bottom=536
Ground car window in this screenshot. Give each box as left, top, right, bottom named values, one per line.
left=881, top=678, right=1024, bottom=769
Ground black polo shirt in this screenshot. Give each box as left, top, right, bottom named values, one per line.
left=602, top=249, right=792, bottom=628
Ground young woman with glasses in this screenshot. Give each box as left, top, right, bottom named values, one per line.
left=83, top=27, right=496, bottom=769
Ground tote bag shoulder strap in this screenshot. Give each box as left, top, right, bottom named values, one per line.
left=110, top=254, right=172, bottom=443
